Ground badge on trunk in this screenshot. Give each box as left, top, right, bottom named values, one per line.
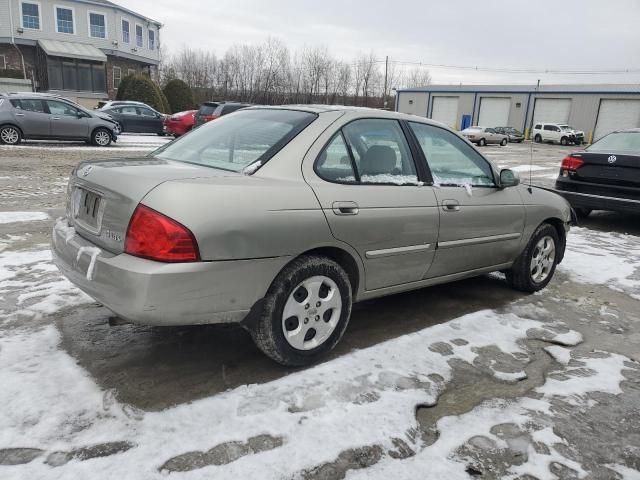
left=608, top=155, right=617, bottom=164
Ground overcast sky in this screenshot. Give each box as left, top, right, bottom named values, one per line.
left=118, top=0, right=640, bottom=85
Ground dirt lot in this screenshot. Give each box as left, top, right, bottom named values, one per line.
left=1, top=136, right=639, bottom=479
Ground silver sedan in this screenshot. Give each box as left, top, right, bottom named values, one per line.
left=461, top=126, right=509, bottom=146
left=52, top=106, right=571, bottom=366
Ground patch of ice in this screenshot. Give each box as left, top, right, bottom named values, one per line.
left=242, top=161, right=262, bottom=175
left=544, top=345, right=572, bottom=365
left=76, top=246, right=101, bottom=280
left=605, top=464, right=640, bottom=479
left=53, top=218, right=76, bottom=245
left=550, top=330, right=583, bottom=346
left=0, top=211, right=49, bottom=224
left=493, top=370, right=527, bottom=382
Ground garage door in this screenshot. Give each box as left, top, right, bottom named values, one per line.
left=532, top=98, right=571, bottom=125
left=478, top=97, right=511, bottom=127
left=594, top=99, right=640, bottom=140
left=431, top=97, right=459, bottom=129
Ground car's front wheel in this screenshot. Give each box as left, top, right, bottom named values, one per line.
left=91, top=128, right=112, bottom=147
left=500, top=138, right=508, bottom=146
left=478, top=138, right=487, bottom=146
left=250, top=255, right=353, bottom=366
left=560, top=136, right=569, bottom=146
left=506, top=223, right=560, bottom=293
left=0, top=125, right=22, bottom=145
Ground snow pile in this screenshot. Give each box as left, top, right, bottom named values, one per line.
left=0, top=211, right=49, bottom=224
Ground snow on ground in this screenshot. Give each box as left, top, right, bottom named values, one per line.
left=1, top=134, right=171, bottom=152
left=0, top=212, right=49, bottom=224
left=560, top=227, right=640, bottom=297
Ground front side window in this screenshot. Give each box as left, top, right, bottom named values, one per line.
left=155, top=109, right=317, bottom=173
left=113, top=66, right=121, bottom=89
left=89, top=12, right=106, bottom=38
left=316, top=133, right=357, bottom=183
left=22, top=2, right=40, bottom=29
left=121, top=19, right=130, bottom=43
left=534, top=124, right=542, bottom=130
left=46, top=100, right=79, bottom=116
left=342, top=118, right=418, bottom=185
left=409, top=122, right=495, bottom=187
left=135, top=24, right=143, bottom=47
left=148, top=30, right=155, bottom=50
left=118, top=106, right=138, bottom=115
left=56, top=7, right=74, bottom=34
left=138, top=107, right=155, bottom=117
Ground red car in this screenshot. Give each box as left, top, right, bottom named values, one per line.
left=163, top=110, right=197, bottom=137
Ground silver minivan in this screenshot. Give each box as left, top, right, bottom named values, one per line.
left=0, top=94, right=119, bottom=146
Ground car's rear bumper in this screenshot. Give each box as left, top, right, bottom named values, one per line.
left=51, top=218, right=289, bottom=326
left=555, top=179, right=640, bottom=214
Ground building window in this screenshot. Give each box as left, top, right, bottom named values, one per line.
left=55, top=6, right=74, bottom=34
left=113, top=66, right=121, bottom=89
left=127, top=68, right=136, bottom=76
left=121, top=19, right=130, bottom=43
left=148, top=30, right=155, bottom=50
left=88, top=12, right=106, bottom=38
left=135, top=24, right=143, bottom=47
left=47, top=58, right=105, bottom=92
left=21, top=2, right=40, bottom=30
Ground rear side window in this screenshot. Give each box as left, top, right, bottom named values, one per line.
left=198, top=104, right=216, bottom=115
left=409, top=122, right=495, bottom=187
left=223, top=104, right=246, bottom=115
left=155, top=109, right=316, bottom=173
left=316, top=134, right=356, bottom=182
left=14, top=99, right=46, bottom=113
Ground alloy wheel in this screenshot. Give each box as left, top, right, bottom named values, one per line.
left=530, top=235, right=556, bottom=283
left=94, top=130, right=110, bottom=146
left=281, top=275, right=342, bottom=350
left=1, top=127, right=19, bottom=144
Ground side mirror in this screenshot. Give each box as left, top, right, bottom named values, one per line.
left=499, top=168, right=520, bottom=188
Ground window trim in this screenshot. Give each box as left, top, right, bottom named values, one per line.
left=134, top=23, right=144, bottom=48
left=54, top=4, right=76, bottom=35
left=127, top=68, right=136, bottom=76
left=0, top=54, right=6, bottom=70
left=121, top=18, right=130, bottom=43
left=20, top=1, right=42, bottom=31
left=87, top=10, right=108, bottom=39
left=313, top=117, right=425, bottom=187
left=406, top=120, right=498, bottom=188
left=112, top=66, right=121, bottom=90
left=148, top=29, right=155, bottom=50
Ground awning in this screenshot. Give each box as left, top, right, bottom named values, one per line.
left=38, top=39, right=107, bottom=63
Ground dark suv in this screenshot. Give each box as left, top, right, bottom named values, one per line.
left=0, top=94, right=118, bottom=146
left=194, top=102, right=249, bottom=127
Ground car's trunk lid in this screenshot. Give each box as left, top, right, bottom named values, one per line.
left=572, top=151, right=640, bottom=187
left=67, top=158, right=240, bottom=253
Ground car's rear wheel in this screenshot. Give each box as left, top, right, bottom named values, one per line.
left=506, top=223, right=560, bottom=293
left=250, top=255, right=352, bottom=366
left=500, top=138, right=508, bottom=146
left=92, top=128, right=112, bottom=147
left=534, top=134, right=542, bottom=143
left=0, top=125, right=22, bottom=145
left=478, top=138, right=487, bottom=146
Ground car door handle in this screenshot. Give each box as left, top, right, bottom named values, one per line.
left=332, top=201, right=359, bottom=216
left=52, top=117, right=60, bottom=120
left=442, top=199, right=460, bottom=212
left=15, top=113, right=25, bottom=117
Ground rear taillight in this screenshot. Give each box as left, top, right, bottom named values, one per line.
left=560, top=155, right=584, bottom=171
left=204, top=114, right=219, bottom=122
left=125, top=205, right=199, bottom=262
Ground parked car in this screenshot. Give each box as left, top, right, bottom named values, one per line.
left=194, top=102, right=249, bottom=127
left=494, top=127, right=524, bottom=143
left=555, top=128, right=640, bottom=217
left=52, top=106, right=571, bottom=366
left=461, top=126, right=508, bottom=146
left=532, top=123, right=580, bottom=145
left=163, top=110, right=197, bottom=137
left=102, top=104, right=166, bottom=135
left=97, top=100, right=161, bottom=113
left=0, top=93, right=118, bottom=146
left=559, top=124, right=585, bottom=145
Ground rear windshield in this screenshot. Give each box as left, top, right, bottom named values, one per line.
left=198, top=104, right=217, bottom=115
left=587, top=131, right=640, bottom=154
left=154, top=109, right=317, bottom=172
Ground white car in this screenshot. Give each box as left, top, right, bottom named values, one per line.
left=461, top=126, right=508, bottom=146
left=532, top=123, right=581, bottom=145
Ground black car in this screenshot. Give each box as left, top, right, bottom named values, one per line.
left=494, top=127, right=525, bottom=143
left=194, top=102, right=249, bottom=127
left=555, top=128, right=640, bottom=217
left=101, top=104, right=166, bottom=135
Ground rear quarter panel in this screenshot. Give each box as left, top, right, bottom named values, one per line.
left=518, top=185, right=572, bottom=251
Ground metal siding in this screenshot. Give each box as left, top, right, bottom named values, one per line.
left=0, top=0, right=12, bottom=38
left=594, top=99, right=640, bottom=140
left=397, top=91, right=428, bottom=117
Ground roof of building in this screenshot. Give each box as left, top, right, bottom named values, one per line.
left=73, top=0, right=162, bottom=26
left=38, top=39, right=107, bottom=62
left=397, top=84, right=640, bottom=94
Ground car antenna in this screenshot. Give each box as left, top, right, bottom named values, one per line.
left=528, top=79, right=540, bottom=193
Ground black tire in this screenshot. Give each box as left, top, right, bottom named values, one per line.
left=91, top=127, right=112, bottom=147
left=505, top=223, right=561, bottom=293
left=574, top=207, right=591, bottom=219
left=534, top=134, right=542, bottom=143
left=500, top=138, right=508, bottom=146
left=157, top=131, right=166, bottom=136
left=0, top=125, right=22, bottom=145
left=250, top=255, right=353, bottom=367
left=478, top=138, right=487, bottom=146
left=560, top=136, right=569, bottom=146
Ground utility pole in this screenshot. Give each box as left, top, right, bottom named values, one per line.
left=383, top=56, right=389, bottom=109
